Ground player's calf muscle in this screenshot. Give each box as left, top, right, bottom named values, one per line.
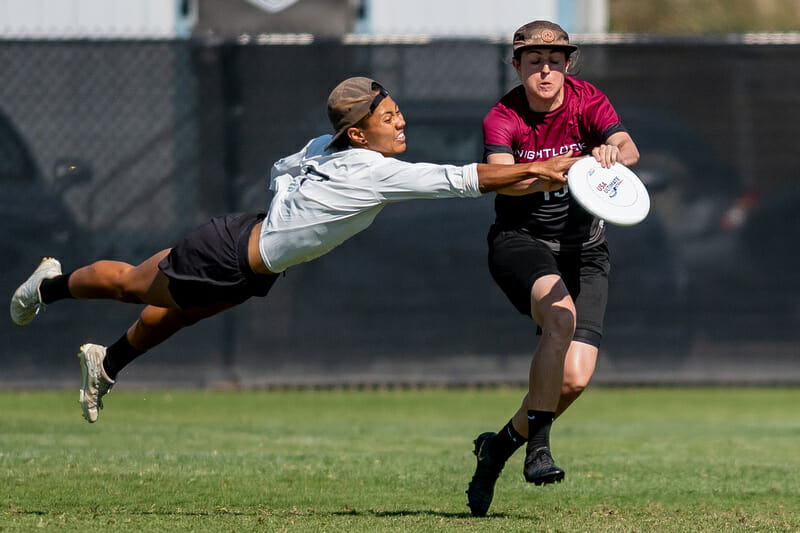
left=71, top=261, right=144, bottom=302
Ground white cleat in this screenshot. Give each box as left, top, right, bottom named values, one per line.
left=78, top=344, right=115, bottom=423
left=10, top=257, right=62, bottom=325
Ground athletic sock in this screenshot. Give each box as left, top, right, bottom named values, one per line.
left=488, top=419, right=526, bottom=462
left=527, top=410, right=555, bottom=450
left=102, top=334, right=145, bottom=380
left=39, top=273, right=74, bottom=304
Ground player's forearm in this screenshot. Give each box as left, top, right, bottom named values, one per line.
left=476, top=162, right=552, bottom=193
left=617, top=139, right=640, bottom=167
left=605, top=131, right=640, bottom=167
left=494, top=178, right=546, bottom=196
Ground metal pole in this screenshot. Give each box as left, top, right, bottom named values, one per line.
left=219, top=41, right=242, bottom=384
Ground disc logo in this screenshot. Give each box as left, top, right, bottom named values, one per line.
left=596, top=176, right=623, bottom=198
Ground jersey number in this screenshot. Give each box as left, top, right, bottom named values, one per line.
left=543, top=184, right=569, bottom=202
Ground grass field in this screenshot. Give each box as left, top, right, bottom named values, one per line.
left=610, top=0, right=800, bottom=33
left=1, top=387, right=798, bottom=532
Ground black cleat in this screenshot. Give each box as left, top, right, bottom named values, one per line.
left=466, top=432, right=505, bottom=517
left=523, top=445, right=565, bottom=485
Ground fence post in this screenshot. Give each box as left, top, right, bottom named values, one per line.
left=219, top=40, right=242, bottom=384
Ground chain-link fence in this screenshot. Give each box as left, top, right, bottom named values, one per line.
left=1, top=37, right=798, bottom=387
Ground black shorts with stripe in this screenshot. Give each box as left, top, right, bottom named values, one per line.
left=487, top=226, right=610, bottom=347
left=158, top=212, right=279, bottom=309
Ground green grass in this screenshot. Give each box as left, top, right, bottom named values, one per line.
left=610, top=0, right=800, bottom=33
left=1, top=387, right=798, bottom=531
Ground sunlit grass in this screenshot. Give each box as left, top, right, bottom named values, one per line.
left=1, top=387, right=798, bottom=531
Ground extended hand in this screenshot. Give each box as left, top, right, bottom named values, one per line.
left=533, top=152, right=580, bottom=191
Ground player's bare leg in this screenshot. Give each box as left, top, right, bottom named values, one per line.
left=127, top=301, right=237, bottom=352
left=508, top=340, right=599, bottom=430
left=521, top=274, right=572, bottom=484
left=467, top=275, right=572, bottom=515
left=67, top=249, right=178, bottom=308
left=14, top=250, right=236, bottom=423
left=68, top=248, right=178, bottom=424
left=527, top=275, right=573, bottom=409
left=556, top=341, right=598, bottom=415
left=79, top=301, right=235, bottom=424
left=472, top=336, right=595, bottom=504
left=11, top=250, right=178, bottom=327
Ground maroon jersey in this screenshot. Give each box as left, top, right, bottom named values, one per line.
left=483, top=77, right=626, bottom=250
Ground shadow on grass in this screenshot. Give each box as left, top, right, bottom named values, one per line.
left=331, top=508, right=518, bottom=519
left=8, top=507, right=527, bottom=520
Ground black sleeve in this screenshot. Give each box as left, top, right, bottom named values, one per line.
left=601, top=122, right=628, bottom=143
left=483, top=143, right=514, bottom=163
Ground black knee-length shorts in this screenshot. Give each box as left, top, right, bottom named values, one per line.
left=158, top=212, right=279, bottom=309
left=488, top=226, right=611, bottom=347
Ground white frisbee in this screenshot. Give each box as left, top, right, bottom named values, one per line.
left=567, top=156, right=650, bottom=226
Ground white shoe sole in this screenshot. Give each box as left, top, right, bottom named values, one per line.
left=10, top=257, right=62, bottom=325
left=78, top=344, right=114, bottom=423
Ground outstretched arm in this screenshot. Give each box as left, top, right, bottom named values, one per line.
left=477, top=152, right=578, bottom=195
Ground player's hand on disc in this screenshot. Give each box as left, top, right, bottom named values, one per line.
left=591, top=143, right=621, bottom=168
left=567, top=156, right=650, bottom=226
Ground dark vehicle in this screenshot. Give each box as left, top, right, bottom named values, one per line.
left=0, top=110, right=91, bottom=283
left=0, top=109, right=92, bottom=376
left=734, top=184, right=800, bottom=341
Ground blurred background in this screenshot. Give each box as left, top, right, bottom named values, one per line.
left=1, top=0, right=798, bottom=387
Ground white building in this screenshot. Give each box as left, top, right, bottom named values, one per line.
left=0, top=0, right=196, bottom=38
left=0, top=0, right=607, bottom=39
left=360, top=0, right=608, bottom=37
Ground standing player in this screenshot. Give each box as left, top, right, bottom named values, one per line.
left=466, top=21, right=640, bottom=516
left=10, top=76, right=578, bottom=424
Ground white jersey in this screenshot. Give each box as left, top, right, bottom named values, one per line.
left=259, top=135, right=481, bottom=272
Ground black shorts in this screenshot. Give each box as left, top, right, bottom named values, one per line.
left=487, top=226, right=610, bottom=347
left=158, top=212, right=279, bottom=309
